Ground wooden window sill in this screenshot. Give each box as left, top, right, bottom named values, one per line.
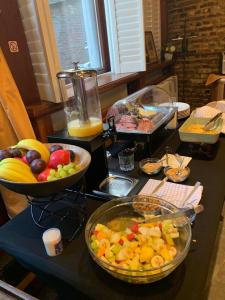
left=98, top=61, right=173, bottom=92
left=27, top=61, right=173, bottom=119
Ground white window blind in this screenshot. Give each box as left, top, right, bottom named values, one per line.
left=18, top=0, right=61, bottom=102
left=143, top=0, right=161, bottom=59
left=104, top=0, right=146, bottom=73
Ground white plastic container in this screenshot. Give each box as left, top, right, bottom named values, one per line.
left=42, top=228, right=63, bottom=256
left=178, top=117, right=222, bottom=144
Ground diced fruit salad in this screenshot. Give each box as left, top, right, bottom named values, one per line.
left=90, top=217, right=179, bottom=271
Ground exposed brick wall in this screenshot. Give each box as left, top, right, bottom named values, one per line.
left=167, top=0, right=225, bottom=109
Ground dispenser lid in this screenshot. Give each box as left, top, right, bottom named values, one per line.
left=56, top=69, right=97, bottom=79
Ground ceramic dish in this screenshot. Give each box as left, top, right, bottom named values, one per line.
left=164, top=166, right=190, bottom=183
left=139, top=158, right=163, bottom=175
left=178, top=117, right=222, bottom=144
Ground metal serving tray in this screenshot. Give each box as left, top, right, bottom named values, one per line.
left=115, top=106, right=177, bottom=135
left=98, top=174, right=139, bottom=197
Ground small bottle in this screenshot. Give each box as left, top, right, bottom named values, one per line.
left=42, top=228, right=63, bottom=256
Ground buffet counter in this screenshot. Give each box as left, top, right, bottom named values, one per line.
left=0, top=131, right=224, bottom=300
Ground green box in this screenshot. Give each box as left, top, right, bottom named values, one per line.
left=179, top=117, right=222, bottom=144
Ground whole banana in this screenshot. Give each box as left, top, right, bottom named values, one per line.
left=0, top=158, right=30, bottom=170
left=0, top=158, right=37, bottom=183
left=15, top=139, right=50, bottom=163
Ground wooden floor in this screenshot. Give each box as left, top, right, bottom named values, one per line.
left=208, top=206, right=225, bottom=300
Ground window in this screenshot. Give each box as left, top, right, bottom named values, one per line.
left=49, top=0, right=102, bottom=70
left=18, top=0, right=162, bottom=103
left=18, top=0, right=110, bottom=102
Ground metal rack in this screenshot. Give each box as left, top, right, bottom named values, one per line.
left=26, top=179, right=86, bottom=241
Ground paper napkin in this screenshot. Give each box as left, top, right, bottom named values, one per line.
left=161, top=154, right=192, bottom=168
left=139, top=179, right=203, bottom=208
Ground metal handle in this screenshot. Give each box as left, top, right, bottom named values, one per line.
left=204, top=112, right=223, bottom=128
left=151, top=177, right=168, bottom=196
left=182, top=181, right=201, bottom=207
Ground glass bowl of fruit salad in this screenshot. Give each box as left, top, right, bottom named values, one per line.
left=0, top=140, right=91, bottom=197
left=85, top=195, right=192, bottom=284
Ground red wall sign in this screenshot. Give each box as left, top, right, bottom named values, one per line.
left=8, top=41, right=19, bottom=53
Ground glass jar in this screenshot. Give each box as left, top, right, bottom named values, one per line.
left=57, top=68, right=103, bottom=138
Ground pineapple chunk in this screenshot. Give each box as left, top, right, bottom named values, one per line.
left=130, top=241, right=139, bottom=250
left=139, top=246, right=154, bottom=263
left=111, top=244, right=122, bottom=255
left=110, top=232, right=121, bottom=244
left=160, top=247, right=172, bottom=262
left=164, top=233, right=174, bottom=246
left=95, top=224, right=108, bottom=232
left=116, top=247, right=134, bottom=261
left=151, top=237, right=165, bottom=251
left=105, top=248, right=114, bottom=260
left=127, top=256, right=139, bottom=269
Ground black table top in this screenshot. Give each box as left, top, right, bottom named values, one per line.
left=0, top=134, right=225, bottom=300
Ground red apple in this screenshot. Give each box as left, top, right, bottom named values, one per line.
left=48, top=150, right=70, bottom=169
left=37, top=168, right=51, bottom=182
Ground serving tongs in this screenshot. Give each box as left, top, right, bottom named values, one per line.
left=135, top=180, right=203, bottom=227
left=143, top=204, right=204, bottom=227
left=203, top=112, right=223, bottom=131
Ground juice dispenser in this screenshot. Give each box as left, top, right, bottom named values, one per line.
left=56, top=66, right=103, bottom=138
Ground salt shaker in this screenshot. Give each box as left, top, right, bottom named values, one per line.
left=42, top=228, right=63, bottom=256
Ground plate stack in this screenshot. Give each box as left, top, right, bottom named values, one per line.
left=159, top=102, right=190, bottom=119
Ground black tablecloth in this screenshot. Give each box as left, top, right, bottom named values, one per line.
left=0, top=134, right=224, bottom=300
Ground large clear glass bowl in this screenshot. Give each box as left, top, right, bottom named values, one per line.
left=85, top=195, right=192, bottom=284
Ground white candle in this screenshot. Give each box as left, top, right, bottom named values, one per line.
left=42, top=228, right=63, bottom=256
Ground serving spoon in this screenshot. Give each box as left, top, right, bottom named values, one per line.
left=203, top=112, right=223, bottom=131
left=174, top=154, right=185, bottom=176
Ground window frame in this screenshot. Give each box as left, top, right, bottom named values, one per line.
left=95, top=0, right=111, bottom=74
left=32, top=0, right=110, bottom=102
left=37, top=0, right=110, bottom=71
left=47, top=0, right=110, bottom=74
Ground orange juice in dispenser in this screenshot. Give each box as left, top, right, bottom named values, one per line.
left=57, top=66, right=103, bottom=138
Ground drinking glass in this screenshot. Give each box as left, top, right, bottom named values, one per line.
left=118, top=149, right=134, bottom=171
